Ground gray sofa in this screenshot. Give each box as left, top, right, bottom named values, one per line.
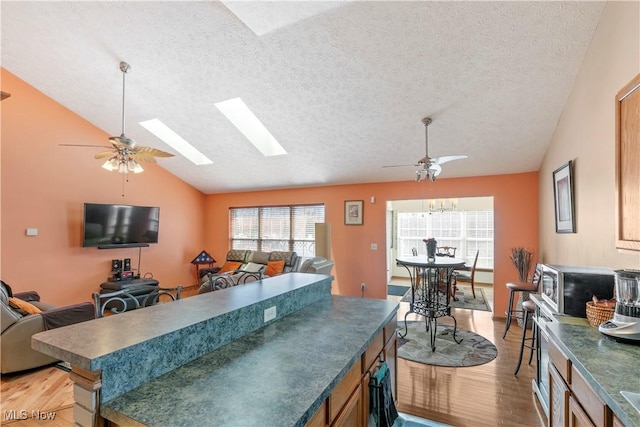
left=198, top=250, right=333, bottom=294
left=198, top=250, right=299, bottom=294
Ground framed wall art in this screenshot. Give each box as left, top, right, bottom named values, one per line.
left=344, top=200, right=364, bottom=225
left=553, top=160, right=576, bottom=233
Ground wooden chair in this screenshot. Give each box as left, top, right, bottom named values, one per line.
left=453, top=250, right=479, bottom=298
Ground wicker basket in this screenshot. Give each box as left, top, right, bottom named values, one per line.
left=585, top=301, right=615, bottom=327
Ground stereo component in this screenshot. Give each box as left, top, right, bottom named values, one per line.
left=111, top=259, right=122, bottom=271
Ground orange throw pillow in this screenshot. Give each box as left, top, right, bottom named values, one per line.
left=218, top=261, right=242, bottom=274
left=8, top=297, right=42, bottom=314
left=265, top=260, right=285, bottom=276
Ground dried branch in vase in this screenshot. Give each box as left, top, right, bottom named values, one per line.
left=510, top=247, right=533, bottom=282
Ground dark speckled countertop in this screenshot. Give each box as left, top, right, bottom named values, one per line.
left=101, top=296, right=398, bottom=427
left=545, top=314, right=640, bottom=427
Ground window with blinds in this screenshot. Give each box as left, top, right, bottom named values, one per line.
left=397, top=210, right=494, bottom=268
left=229, top=204, right=325, bottom=257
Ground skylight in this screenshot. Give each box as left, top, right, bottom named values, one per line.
left=214, top=98, right=287, bottom=157
left=139, top=119, right=213, bottom=166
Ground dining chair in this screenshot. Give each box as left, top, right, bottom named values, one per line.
left=436, top=246, right=457, bottom=257
left=453, top=250, right=479, bottom=298
left=411, top=247, right=420, bottom=287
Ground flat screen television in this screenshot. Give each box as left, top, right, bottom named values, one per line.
left=83, top=203, right=160, bottom=248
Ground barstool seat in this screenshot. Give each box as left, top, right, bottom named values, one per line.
left=503, top=280, right=538, bottom=338
left=514, top=300, right=536, bottom=375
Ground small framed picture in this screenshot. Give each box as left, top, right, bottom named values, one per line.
left=344, top=200, right=364, bottom=225
left=553, top=160, right=576, bottom=233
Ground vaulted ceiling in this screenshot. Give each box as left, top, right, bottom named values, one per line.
left=1, top=1, right=605, bottom=193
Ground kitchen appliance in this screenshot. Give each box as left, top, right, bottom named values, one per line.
left=599, top=269, right=640, bottom=342
left=532, top=298, right=554, bottom=417
left=540, top=264, right=615, bottom=318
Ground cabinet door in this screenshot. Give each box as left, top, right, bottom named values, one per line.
left=306, top=401, right=327, bottom=427
left=569, top=396, right=595, bottom=427
left=384, top=332, right=398, bottom=404
left=615, top=72, right=640, bottom=250
left=331, top=384, right=363, bottom=427
left=549, top=363, right=570, bottom=427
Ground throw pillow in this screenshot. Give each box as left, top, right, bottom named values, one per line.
left=242, top=262, right=265, bottom=273
left=8, top=297, right=42, bottom=315
left=218, top=261, right=243, bottom=274
left=265, top=260, right=285, bottom=276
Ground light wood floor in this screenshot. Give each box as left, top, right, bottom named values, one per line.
left=1, top=284, right=546, bottom=426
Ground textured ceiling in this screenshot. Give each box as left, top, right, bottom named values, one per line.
left=1, top=1, right=605, bottom=194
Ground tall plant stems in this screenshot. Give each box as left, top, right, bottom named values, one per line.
left=510, top=247, right=533, bottom=283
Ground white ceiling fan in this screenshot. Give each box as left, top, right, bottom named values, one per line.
left=60, top=61, right=173, bottom=174
left=384, top=117, right=468, bottom=182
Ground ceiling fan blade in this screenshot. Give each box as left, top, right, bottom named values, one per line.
left=433, top=155, right=468, bottom=165
left=129, top=152, right=158, bottom=163
left=94, top=151, right=116, bottom=160
left=132, top=146, right=174, bottom=158
left=382, top=164, right=418, bottom=168
left=59, top=144, right=113, bottom=148
left=430, top=164, right=443, bottom=176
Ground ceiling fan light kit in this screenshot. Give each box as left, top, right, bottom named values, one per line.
left=384, top=117, right=468, bottom=182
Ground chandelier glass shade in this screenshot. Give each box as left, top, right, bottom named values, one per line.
left=101, top=155, right=144, bottom=174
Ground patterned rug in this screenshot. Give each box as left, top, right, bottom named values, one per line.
left=397, top=321, right=498, bottom=367
left=401, top=286, right=491, bottom=312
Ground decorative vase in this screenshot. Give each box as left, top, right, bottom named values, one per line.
left=425, top=238, right=437, bottom=262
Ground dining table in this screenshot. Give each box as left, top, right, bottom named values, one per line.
left=396, top=255, right=466, bottom=351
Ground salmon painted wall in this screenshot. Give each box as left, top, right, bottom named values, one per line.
left=204, top=172, right=538, bottom=319
left=1, top=69, right=206, bottom=305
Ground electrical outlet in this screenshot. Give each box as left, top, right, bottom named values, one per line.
left=361, top=283, right=366, bottom=292
left=264, top=306, right=277, bottom=323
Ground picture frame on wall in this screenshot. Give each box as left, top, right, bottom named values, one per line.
left=553, top=160, right=576, bottom=233
left=344, top=200, right=364, bottom=225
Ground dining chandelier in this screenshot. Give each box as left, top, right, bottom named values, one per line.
left=426, top=199, right=457, bottom=214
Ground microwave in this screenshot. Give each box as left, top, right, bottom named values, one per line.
left=540, top=264, right=615, bottom=317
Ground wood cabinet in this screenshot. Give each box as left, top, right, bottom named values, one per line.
left=332, top=384, right=363, bottom=427
left=569, top=396, right=595, bottom=427
left=306, top=318, right=397, bottom=427
left=548, top=338, right=614, bottom=427
left=549, top=363, right=570, bottom=427
left=615, top=72, right=640, bottom=251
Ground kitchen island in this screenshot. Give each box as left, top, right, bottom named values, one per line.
left=32, top=273, right=399, bottom=426
left=544, top=317, right=640, bottom=426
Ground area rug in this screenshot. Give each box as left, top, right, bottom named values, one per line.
left=388, top=284, right=411, bottom=296
left=401, top=286, right=491, bottom=312
left=397, top=321, right=498, bottom=367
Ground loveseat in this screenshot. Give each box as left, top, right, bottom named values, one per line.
left=198, top=250, right=300, bottom=294
left=1, top=280, right=95, bottom=374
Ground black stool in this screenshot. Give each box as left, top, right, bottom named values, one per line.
left=514, top=300, right=536, bottom=375
left=503, top=280, right=537, bottom=338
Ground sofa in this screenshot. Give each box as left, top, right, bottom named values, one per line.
left=198, top=250, right=300, bottom=294
left=1, top=280, right=95, bottom=374
left=198, top=250, right=333, bottom=294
